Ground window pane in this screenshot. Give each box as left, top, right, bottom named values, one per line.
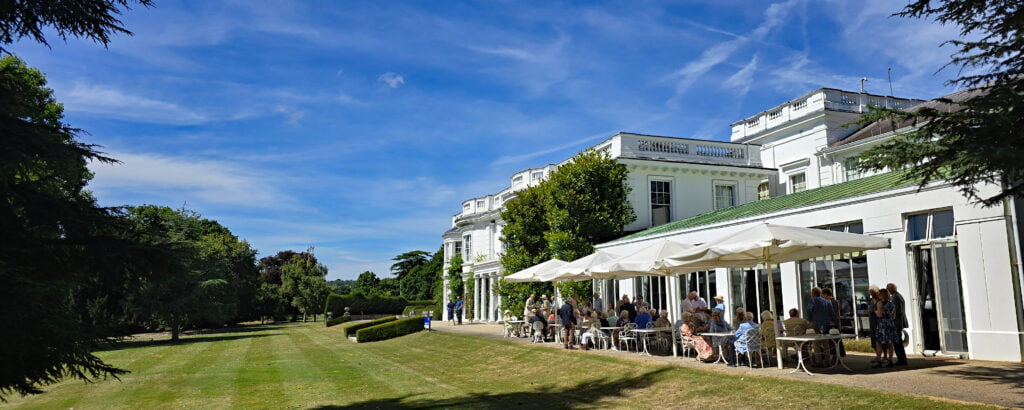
left=907, top=214, right=928, bottom=241
left=714, top=184, right=735, bottom=210
left=730, top=268, right=745, bottom=314
left=757, top=182, right=770, bottom=200
left=651, top=181, right=672, bottom=226
left=798, top=260, right=814, bottom=316
left=847, top=222, right=864, bottom=235
left=851, top=255, right=870, bottom=337
left=790, top=173, right=806, bottom=193
left=932, top=210, right=954, bottom=238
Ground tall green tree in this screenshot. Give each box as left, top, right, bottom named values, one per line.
left=857, top=0, right=1024, bottom=206
left=280, top=249, right=330, bottom=322
left=399, top=247, right=442, bottom=301
left=390, top=250, right=430, bottom=279
left=0, top=0, right=153, bottom=398
left=355, top=270, right=380, bottom=294
left=446, top=253, right=465, bottom=303
left=124, top=206, right=252, bottom=340
left=498, top=149, right=634, bottom=309
left=0, top=55, right=147, bottom=398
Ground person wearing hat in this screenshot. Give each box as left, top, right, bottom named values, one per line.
left=528, top=308, right=548, bottom=340
left=712, top=295, right=726, bottom=313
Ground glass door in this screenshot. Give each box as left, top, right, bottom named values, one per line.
left=912, top=242, right=968, bottom=353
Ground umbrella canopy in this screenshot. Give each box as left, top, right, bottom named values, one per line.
left=503, top=258, right=568, bottom=283
left=656, top=223, right=891, bottom=369
left=589, top=239, right=697, bottom=279
left=537, top=250, right=623, bottom=282
left=657, top=223, right=891, bottom=270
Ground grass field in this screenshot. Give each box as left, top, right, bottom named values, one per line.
left=3, top=322, right=989, bottom=409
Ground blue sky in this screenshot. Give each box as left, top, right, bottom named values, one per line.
left=9, top=0, right=962, bottom=280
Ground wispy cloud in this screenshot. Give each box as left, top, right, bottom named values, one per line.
left=378, top=72, right=405, bottom=88
left=724, top=54, right=760, bottom=99
left=62, top=82, right=208, bottom=125
left=665, top=0, right=798, bottom=108
left=87, top=151, right=297, bottom=209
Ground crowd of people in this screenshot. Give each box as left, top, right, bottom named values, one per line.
left=505, top=283, right=910, bottom=370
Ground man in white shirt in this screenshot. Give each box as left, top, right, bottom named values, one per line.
left=683, top=291, right=708, bottom=313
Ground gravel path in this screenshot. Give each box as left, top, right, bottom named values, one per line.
left=434, top=321, right=1023, bottom=408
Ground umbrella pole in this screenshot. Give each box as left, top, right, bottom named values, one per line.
left=763, top=247, right=783, bottom=369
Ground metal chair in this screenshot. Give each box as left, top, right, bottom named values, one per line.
left=738, top=328, right=763, bottom=368
left=531, top=321, right=545, bottom=343
left=618, top=323, right=638, bottom=352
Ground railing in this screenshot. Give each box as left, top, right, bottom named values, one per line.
left=626, top=135, right=756, bottom=166
left=638, top=139, right=688, bottom=155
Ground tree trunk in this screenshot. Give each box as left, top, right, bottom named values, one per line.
left=170, top=316, right=181, bottom=342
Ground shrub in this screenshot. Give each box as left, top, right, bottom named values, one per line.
left=355, top=317, right=425, bottom=343
left=845, top=337, right=873, bottom=353
left=405, top=299, right=434, bottom=305
left=401, top=304, right=437, bottom=316
left=325, top=316, right=351, bottom=328
left=342, top=316, right=397, bottom=338
left=324, top=292, right=408, bottom=318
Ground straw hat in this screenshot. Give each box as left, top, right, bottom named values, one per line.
left=713, top=295, right=725, bottom=301
left=541, top=294, right=548, bottom=299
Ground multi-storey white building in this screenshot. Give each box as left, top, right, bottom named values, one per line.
left=597, top=88, right=1024, bottom=362
left=441, top=132, right=777, bottom=322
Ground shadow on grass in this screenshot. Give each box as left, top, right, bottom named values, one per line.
left=314, top=367, right=672, bottom=409
left=96, top=324, right=286, bottom=352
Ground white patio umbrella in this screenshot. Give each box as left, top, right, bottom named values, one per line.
left=589, top=239, right=698, bottom=280
left=657, top=223, right=891, bottom=368
left=503, top=258, right=568, bottom=283
left=537, top=249, right=623, bottom=282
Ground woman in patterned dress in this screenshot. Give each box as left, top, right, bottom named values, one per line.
left=874, top=288, right=897, bottom=368
left=679, top=312, right=714, bottom=361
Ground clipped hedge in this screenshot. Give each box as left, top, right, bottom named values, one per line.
left=355, top=316, right=425, bottom=343
left=342, top=316, right=397, bottom=338
left=324, top=292, right=408, bottom=317
left=401, top=304, right=437, bottom=316
left=326, top=316, right=352, bottom=328
left=405, top=299, right=435, bottom=306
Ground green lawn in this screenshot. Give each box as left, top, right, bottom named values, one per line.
left=3, top=322, right=988, bottom=409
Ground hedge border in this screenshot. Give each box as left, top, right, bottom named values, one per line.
left=401, top=304, right=437, bottom=316
left=355, top=316, right=425, bottom=343
left=326, top=316, right=352, bottom=328
left=342, top=316, right=397, bottom=338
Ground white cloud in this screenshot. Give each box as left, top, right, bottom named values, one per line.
left=62, top=82, right=208, bottom=125
left=665, top=0, right=798, bottom=108
left=724, top=54, right=760, bottom=99
left=378, top=72, right=406, bottom=88
left=87, top=151, right=296, bottom=209
left=274, top=104, right=306, bottom=125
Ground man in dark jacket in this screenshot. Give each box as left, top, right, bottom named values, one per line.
left=559, top=296, right=576, bottom=349
left=806, top=287, right=832, bottom=334
left=446, top=299, right=455, bottom=325
left=887, top=283, right=909, bottom=365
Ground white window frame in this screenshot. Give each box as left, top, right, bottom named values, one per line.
left=789, top=173, right=807, bottom=194
left=649, top=176, right=674, bottom=227
left=757, top=181, right=770, bottom=201
left=712, top=180, right=738, bottom=210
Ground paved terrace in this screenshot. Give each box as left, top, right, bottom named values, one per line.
left=434, top=322, right=1023, bottom=408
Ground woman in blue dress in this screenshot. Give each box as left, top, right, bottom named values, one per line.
left=874, top=288, right=897, bottom=368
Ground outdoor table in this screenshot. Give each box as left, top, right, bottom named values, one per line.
left=506, top=320, right=526, bottom=337
left=548, top=323, right=563, bottom=343
left=698, top=332, right=735, bottom=364
left=599, top=326, right=620, bottom=351
left=632, top=327, right=673, bottom=356
left=776, top=334, right=854, bottom=376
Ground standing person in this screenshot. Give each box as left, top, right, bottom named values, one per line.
left=454, top=296, right=464, bottom=325
left=712, top=295, right=726, bottom=313
left=806, top=287, right=833, bottom=334
left=874, top=288, right=897, bottom=368
left=821, top=288, right=846, bottom=357
left=559, top=296, right=576, bottom=349
left=866, top=286, right=881, bottom=357
left=620, top=295, right=637, bottom=322
left=887, top=283, right=909, bottom=366
left=446, top=298, right=455, bottom=325
left=523, top=293, right=536, bottom=317
left=593, top=293, right=604, bottom=313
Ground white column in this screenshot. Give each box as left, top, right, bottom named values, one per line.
left=491, top=275, right=498, bottom=321
left=473, top=276, right=481, bottom=322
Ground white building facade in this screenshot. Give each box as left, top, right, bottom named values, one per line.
left=441, top=132, right=776, bottom=322
left=596, top=89, right=1024, bottom=362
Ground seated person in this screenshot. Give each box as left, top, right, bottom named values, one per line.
left=605, top=309, right=619, bottom=327
left=759, top=310, right=779, bottom=359
left=679, top=312, right=714, bottom=361
left=734, top=312, right=761, bottom=364
left=783, top=308, right=813, bottom=337
left=653, top=310, right=671, bottom=328
left=709, top=310, right=735, bottom=364
left=634, top=307, right=653, bottom=329
left=527, top=308, right=548, bottom=339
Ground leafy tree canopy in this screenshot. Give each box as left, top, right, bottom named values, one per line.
left=497, top=148, right=633, bottom=312
left=0, top=0, right=153, bottom=53
left=857, top=0, right=1024, bottom=206
left=390, top=250, right=430, bottom=279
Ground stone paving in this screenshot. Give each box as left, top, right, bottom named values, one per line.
left=434, top=321, right=1024, bottom=408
